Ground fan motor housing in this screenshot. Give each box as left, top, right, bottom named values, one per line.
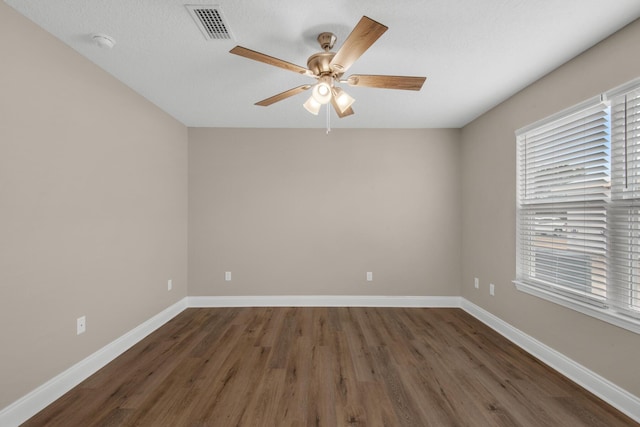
left=307, top=51, right=342, bottom=78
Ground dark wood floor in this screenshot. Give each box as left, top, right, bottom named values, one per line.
left=22, top=307, right=637, bottom=426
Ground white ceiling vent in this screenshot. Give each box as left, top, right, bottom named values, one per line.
left=186, top=5, right=232, bottom=40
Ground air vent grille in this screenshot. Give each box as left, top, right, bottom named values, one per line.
left=186, top=5, right=232, bottom=40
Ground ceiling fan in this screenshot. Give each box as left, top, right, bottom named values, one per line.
left=229, top=16, right=427, bottom=118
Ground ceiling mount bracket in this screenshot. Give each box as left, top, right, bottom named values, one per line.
left=317, top=32, right=337, bottom=51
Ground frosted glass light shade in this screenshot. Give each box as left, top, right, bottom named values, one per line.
left=312, top=82, right=332, bottom=104
left=332, top=87, right=355, bottom=113
left=303, top=96, right=322, bottom=115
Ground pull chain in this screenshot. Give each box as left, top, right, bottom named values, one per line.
left=326, top=103, right=331, bottom=134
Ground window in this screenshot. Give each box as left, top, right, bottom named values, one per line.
left=515, top=78, right=640, bottom=334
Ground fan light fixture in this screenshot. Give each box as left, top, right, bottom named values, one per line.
left=304, top=76, right=354, bottom=116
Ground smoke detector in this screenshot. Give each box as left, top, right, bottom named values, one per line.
left=92, top=33, right=116, bottom=49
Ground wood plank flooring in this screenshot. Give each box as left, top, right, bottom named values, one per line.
left=22, top=307, right=638, bottom=426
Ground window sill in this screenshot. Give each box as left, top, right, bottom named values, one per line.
left=513, top=280, right=640, bottom=335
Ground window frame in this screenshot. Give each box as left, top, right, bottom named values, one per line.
left=514, top=81, right=640, bottom=335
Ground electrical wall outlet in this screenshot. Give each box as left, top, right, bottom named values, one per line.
left=474, top=277, right=479, bottom=289
left=490, top=283, right=495, bottom=296
left=366, top=272, right=373, bottom=282
left=77, top=316, right=86, bottom=335
left=168, top=279, right=172, bottom=291
left=225, top=271, right=232, bottom=281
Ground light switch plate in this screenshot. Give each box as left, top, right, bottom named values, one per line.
left=77, top=316, right=86, bottom=335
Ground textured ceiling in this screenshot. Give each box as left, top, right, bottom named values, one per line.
left=6, top=0, right=640, bottom=128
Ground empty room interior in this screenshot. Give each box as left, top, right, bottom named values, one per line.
left=2, top=0, right=640, bottom=425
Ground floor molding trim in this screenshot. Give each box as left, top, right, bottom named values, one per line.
left=460, top=299, right=640, bottom=423
left=0, top=298, right=189, bottom=427
left=188, top=295, right=462, bottom=308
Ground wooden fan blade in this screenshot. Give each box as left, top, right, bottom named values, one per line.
left=331, top=97, right=355, bottom=118
left=329, top=16, right=388, bottom=73
left=255, top=85, right=312, bottom=106
left=230, top=46, right=310, bottom=75
left=347, top=74, right=426, bottom=91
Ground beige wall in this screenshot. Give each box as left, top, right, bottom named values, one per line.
left=189, top=128, right=461, bottom=297
left=0, top=2, right=188, bottom=409
left=461, top=18, right=640, bottom=396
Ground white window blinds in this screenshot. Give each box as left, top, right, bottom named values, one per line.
left=516, top=100, right=610, bottom=307
left=515, top=78, right=640, bottom=333
left=608, top=84, right=640, bottom=319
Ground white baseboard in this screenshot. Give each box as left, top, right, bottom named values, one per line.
left=0, top=298, right=189, bottom=427
left=460, top=299, right=640, bottom=423
left=188, top=295, right=462, bottom=308
left=2, top=295, right=638, bottom=426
